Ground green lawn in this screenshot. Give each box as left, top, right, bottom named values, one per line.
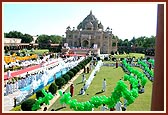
left=48, top=63, right=153, bottom=111
left=114, top=53, right=145, bottom=59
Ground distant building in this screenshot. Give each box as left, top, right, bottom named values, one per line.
left=65, top=11, right=117, bottom=54
left=4, top=38, right=38, bottom=50
left=31, top=35, right=38, bottom=43
left=4, top=38, right=22, bottom=44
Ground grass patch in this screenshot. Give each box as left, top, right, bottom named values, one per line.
left=114, top=53, right=145, bottom=59
left=32, top=49, right=49, bottom=55
left=48, top=64, right=152, bottom=111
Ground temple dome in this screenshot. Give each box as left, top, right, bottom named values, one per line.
left=77, top=11, right=99, bottom=30
left=85, top=21, right=93, bottom=29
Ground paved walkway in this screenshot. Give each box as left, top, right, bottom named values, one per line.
left=3, top=90, right=22, bottom=111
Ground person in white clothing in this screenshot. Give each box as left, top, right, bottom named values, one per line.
left=5, top=82, right=10, bottom=95
left=102, top=78, right=106, bottom=92
left=15, top=79, right=19, bottom=91
left=79, top=88, right=85, bottom=95
left=101, top=104, right=108, bottom=111
left=115, top=101, right=122, bottom=111
left=82, top=73, right=86, bottom=83
left=7, top=70, right=11, bottom=79
left=13, top=81, right=16, bottom=92
left=122, top=99, right=127, bottom=111
left=10, top=82, right=13, bottom=94
left=83, top=84, right=87, bottom=91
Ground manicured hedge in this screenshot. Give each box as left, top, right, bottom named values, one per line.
left=55, top=77, right=65, bottom=89
left=62, top=74, right=70, bottom=84
left=21, top=99, right=36, bottom=111
left=70, top=68, right=78, bottom=75
left=49, top=83, right=58, bottom=95
left=67, top=71, right=74, bottom=79
left=36, top=90, right=45, bottom=99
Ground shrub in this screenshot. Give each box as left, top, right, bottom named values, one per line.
left=112, top=57, right=116, bottom=61
left=36, top=90, right=45, bottom=99
left=70, top=68, right=78, bottom=75
left=40, top=56, right=43, bottom=60
left=48, top=83, right=58, bottom=95
left=77, top=65, right=82, bottom=70
left=82, top=61, right=87, bottom=65
left=62, top=74, right=70, bottom=83
left=21, top=99, right=36, bottom=111
left=74, top=66, right=80, bottom=72
left=79, top=63, right=85, bottom=68
left=97, top=57, right=100, bottom=61
left=55, top=77, right=65, bottom=89
left=104, top=57, right=109, bottom=61
left=111, top=51, right=114, bottom=55
left=120, top=58, right=124, bottom=61
left=67, top=71, right=74, bottom=79
left=88, top=57, right=92, bottom=61
left=84, top=60, right=88, bottom=65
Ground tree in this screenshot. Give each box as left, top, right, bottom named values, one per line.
left=48, top=83, right=58, bottom=95
left=62, top=74, right=70, bottom=83
left=21, top=34, right=33, bottom=43
left=67, top=71, right=74, bottom=79
left=36, top=90, right=45, bottom=99
left=37, top=34, right=50, bottom=44
left=37, top=35, right=62, bottom=44
left=130, top=37, right=136, bottom=46
left=123, top=39, right=129, bottom=46
left=21, top=99, right=36, bottom=111
left=117, top=39, right=123, bottom=46
left=50, top=35, right=62, bottom=44
left=4, top=31, right=23, bottom=38
left=111, top=51, right=114, bottom=55
left=55, top=77, right=65, bottom=89
left=4, top=31, right=33, bottom=43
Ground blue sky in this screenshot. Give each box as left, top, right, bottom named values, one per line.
left=3, top=2, right=158, bottom=40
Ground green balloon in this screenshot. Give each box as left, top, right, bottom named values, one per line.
left=42, top=89, right=47, bottom=96
left=59, top=90, right=63, bottom=96
left=141, top=77, right=147, bottom=86
left=131, top=88, right=139, bottom=98
left=48, top=92, right=54, bottom=100
left=124, top=74, right=129, bottom=81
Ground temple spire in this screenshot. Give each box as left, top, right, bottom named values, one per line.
left=90, top=10, right=92, bottom=15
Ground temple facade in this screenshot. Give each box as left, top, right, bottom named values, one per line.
left=65, top=11, right=118, bottom=54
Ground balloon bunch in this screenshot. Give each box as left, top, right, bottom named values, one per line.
left=122, top=59, right=148, bottom=86
left=59, top=91, right=71, bottom=105
left=123, top=75, right=139, bottom=105
left=137, top=60, right=154, bottom=78
left=31, top=89, right=54, bottom=111
left=59, top=79, right=141, bottom=111
left=57, top=58, right=149, bottom=111
left=148, top=59, right=154, bottom=66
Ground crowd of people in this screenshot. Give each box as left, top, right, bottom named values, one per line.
left=4, top=54, right=153, bottom=111
left=4, top=54, right=84, bottom=105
